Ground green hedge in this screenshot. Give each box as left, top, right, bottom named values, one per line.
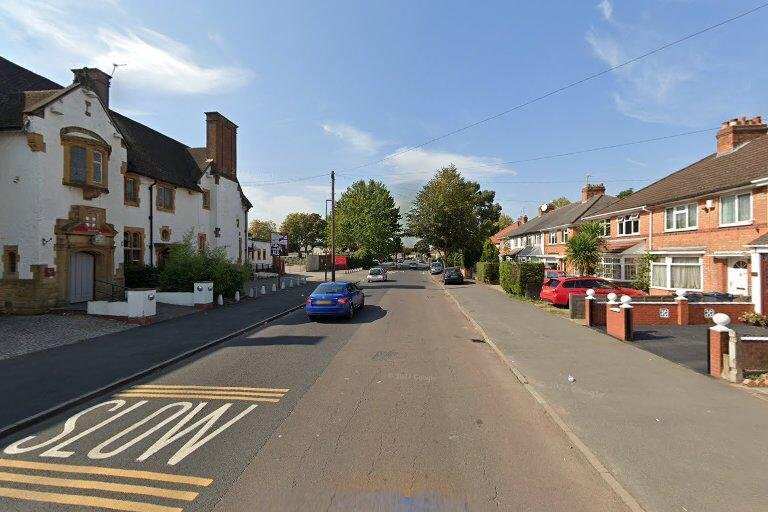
left=124, top=263, right=160, bottom=289
left=499, top=261, right=544, bottom=298
left=475, top=262, right=499, bottom=284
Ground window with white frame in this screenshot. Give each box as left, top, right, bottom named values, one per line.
left=549, top=231, right=557, bottom=244
left=720, top=192, right=751, bottom=226
left=562, top=229, right=569, bottom=243
left=665, top=203, right=698, bottom=231
left=599, top=219, right=611, bottom=237
left=623, top=257, right=638, bottom=280
left=650, top=256, right=702, bottom=290
left=617, top=214, right=640, bottom=235
left=599, top=256, right=622, bottom=280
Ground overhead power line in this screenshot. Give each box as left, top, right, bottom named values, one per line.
left=239, top=172, right=329, bottom=186
left=338, top=2, right=768, bottom=174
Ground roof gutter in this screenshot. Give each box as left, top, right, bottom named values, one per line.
left=582, top=205, right=647, bottom=221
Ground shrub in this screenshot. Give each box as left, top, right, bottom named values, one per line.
left=475, top=262, right=499, bottom=284
left=157, top=237, right=250, bottom=298
left=499, top=261, right=544, bottom=297
left=565, top=221, right=602, bottom=275
left=349, top=248, right=375, bottom=269
left=740, top=311, right=768, bottom=327
left=124, top=263, right=160, bottom=289
left=633, top=252, right=656, bottom=292
left=446, top=252, right=464, bottom=268
left=480, top=239, right=499, bottom=262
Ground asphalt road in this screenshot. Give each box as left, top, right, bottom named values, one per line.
left=0, top=270, right=628, bottom=512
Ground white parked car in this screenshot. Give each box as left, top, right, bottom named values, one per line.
left=367, top=267, right=387, bottom=282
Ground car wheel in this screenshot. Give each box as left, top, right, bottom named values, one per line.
left=307, top=315, right=316, bottom=322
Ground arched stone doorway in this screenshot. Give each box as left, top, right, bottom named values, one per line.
left=54, top=205, right=117, bottom=304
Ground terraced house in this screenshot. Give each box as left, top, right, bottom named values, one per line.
left=503, top=183, right=616, bottom=271
left=584, top=116, right=768, bottom=311
left=0, top=57, right=251, bottom=314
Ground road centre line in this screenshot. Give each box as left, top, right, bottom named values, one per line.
left=114, top=393, right=280, bottom=403
left=0, top=459, right=213, bottom=486
left=0, top=471, right=198, bottom=501
left=0, top=486, right=183, bottom=512
left=123, top=389, right=285, bottom=398
left=131, top=385, right=290, bottom=393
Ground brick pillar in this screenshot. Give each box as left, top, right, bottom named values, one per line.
left=606, top=295, right=633, bottom=341
left=584, top=289, right=596, bottom=326
left=675, top=291, right=690, bottom=325
left=708, top=313, right=735, bottom=379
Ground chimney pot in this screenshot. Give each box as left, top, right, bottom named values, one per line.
left=581, top=183, right=606, bottom=203
left=716, top=115, right=767, bottom=155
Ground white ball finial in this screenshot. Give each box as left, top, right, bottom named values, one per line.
left=606, top=292, right=618, bottom=303
left=620, top=294, right=632, bottom=308
left=675, top=289, right=687, bottom=300
left=585, top=288, right=596, bottom=299
left=712, top=312, right=731, bottom=328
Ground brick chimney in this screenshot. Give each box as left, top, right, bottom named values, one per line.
left=205, top=112, right=238, bottom=177
left=716, top=116, right=767, bottom=156
left=71, top=67, right=111, bottom=107
left=581, top=183, right=606, bottom=203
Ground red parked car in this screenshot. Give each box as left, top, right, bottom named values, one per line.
left=540, top=276, right=647, bottom=307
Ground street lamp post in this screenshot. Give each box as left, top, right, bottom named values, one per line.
left=324, top=198, right=332, bottom=282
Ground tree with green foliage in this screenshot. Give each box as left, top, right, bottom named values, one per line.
left=280, top=212, right=326, bottom=256
left=550, top=197, right=572, bottom=208
left=413, top=239, right=431, bottom=256
left=495, top=213, right=514, bottom=232
left=406, top=165, right=501, bottom=267
left=617, top=188, right=634, bottom=199
left=329, top=180, right=401, bottom=259
left=248, top=219, right=276, bottom=241
left=565, top=221, right=603, bottom=275
left=480, top=239, right=499, bottom=262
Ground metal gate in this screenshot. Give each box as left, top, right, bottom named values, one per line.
left=68, top=252, right=94, bottom=303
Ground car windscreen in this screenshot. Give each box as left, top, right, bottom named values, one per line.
left=369, top=268, right=383, bottom=275
left=546, top=279, right=560, bottom=288
left=314, top=283, right=347, bottom=294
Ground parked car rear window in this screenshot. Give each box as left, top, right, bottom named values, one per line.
left=562, top=281, right=577, bottom=288
left=315, top=283, right=347, bottom=294
left=547, top=279, right=560, bottom=288
left=369, top=268, right=383, bottom=275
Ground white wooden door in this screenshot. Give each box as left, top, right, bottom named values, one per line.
left=727, top=259, right=749, bottom=296
left=68, top=252, right=94, bottom=303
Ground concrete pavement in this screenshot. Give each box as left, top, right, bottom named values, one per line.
left=0, top=270, right=628, bottom=511
left=442, top=280, right=768, bottom=512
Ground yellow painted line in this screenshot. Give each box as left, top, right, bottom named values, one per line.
left=0, top=471, right=198, bottom=501
left=0, top=459, right=212, bottom=486
left=0, top=486, right=183, bottom=512
left=115, top=393, right=280, bottom=403
left=125, top=388, right=284, bottom=398
left=132, top=384, right=290, bottom=393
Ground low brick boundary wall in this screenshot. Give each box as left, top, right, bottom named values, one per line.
left=606, top=304, right=633, bottom=341
left=632, top=300, right=753, bottom=326
left=708, top=314, right=768, bottom=382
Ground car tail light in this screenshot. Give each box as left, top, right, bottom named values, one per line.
left=306, top=298, right=312, bottom=305
left=337, top=297, right=349, bottom=304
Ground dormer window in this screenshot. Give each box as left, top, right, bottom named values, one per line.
left=61, top=128, right=110, bottom=198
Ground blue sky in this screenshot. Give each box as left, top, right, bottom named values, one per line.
left=2, top=0, right=768, bottom=225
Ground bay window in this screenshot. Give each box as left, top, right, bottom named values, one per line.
left=617, top=214, right=640, bottom=236
left=650, top=256, right=702, bottom=290
left=720, top=192, right=751, bottom=226
left=665, top=203, right=698, bottom=231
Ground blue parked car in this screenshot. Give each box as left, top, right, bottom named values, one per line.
left=306, top=281, right=365, bottom=320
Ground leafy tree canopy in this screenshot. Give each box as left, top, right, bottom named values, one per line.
left=549, top=196, right=572, bottom=208
left=280, top=212, right=326, bottom=255
left=248, top=219, right=276, bottom=241
left=329, top=180, right=402, bottom=259
left=565, top=221, right=603, bottom=275
left=406, top=165, right=501, bottom=261
left=413, top=239, right=431, bottom=256
left=617, top=188, right=634, bottom=199
left=495, top=213, right=514, bottom=232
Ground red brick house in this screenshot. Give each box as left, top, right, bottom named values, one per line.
left=585, top=116, right=768, bottom=311
left=490, top=215, right=527, bottom=258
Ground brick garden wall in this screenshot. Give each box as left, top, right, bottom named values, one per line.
left=738, top=337, right=768, bottom=373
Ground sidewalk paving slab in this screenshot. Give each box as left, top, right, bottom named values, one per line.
left=0, top=283, right=313, bottom=434
left=443, top=281, right=768, bottom=512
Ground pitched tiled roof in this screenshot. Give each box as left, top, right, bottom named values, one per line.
left=588, top=133, right=768, bottom=218
left=504, top=194, right=617, bottom=237
left=0, top=56, right=63, bottom=129
left=490, top=222, right=522, bottom=244
left=110, top=110, right=202, bottom=191
left=188, top=147, right=211, bottom=170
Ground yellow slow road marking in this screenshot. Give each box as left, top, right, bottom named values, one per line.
left=0, top=471, right=198, bottom=501
left=0, top=486, right=183, bottom=512
left=0, top=459, right=212, bottom=486
left=132, top=384, right=290, bottom=393
left=115, top=392, right=281, bottom=403
left=125, top=388, right=284, bottom=398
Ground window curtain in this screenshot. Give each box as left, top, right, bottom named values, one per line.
left=721, top=195, right=736, bottom=224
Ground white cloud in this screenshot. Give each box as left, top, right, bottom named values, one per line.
left=0, top=0, right=253, bottom=95
left=242, top=186, right=318, bottom=226
left=322, top=123, right=383, bottom=154
left=384, top=147, right=515, bottom=183
left=597, top=0, right=613, bottom=21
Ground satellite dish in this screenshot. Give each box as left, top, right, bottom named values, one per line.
left=540, top=204, right=549, bottom=212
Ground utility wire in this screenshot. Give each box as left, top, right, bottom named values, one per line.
left=337, top=2, right=768, bottom=174
left=239, top=172, right=330, bottom=186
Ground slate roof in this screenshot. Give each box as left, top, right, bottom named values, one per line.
left=0, top=56, right=63, bottom=129
left=188, top=147, right=211, bottom=170
left=504, top=194, right=617, bottom=238
left=588, top=133, right=768, bottom=218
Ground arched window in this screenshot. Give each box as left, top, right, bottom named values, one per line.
left=733, top=260, right=749, bottom=269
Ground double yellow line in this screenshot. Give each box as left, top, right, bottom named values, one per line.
left=114, top=384, right=289, bottom=403
left=0, top=458, right=212, bottom=512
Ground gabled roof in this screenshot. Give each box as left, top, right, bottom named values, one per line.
left=0, top=56, right=63, bottom=129
left=490, top=222, right=522, bottom=244
left=504, top=194, right=617, bottom=238
left=188, top=147, right=211, bottom=170
left=110, top=110, right=203, bottom=190
left=588, top=133, right=768, bottom=218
